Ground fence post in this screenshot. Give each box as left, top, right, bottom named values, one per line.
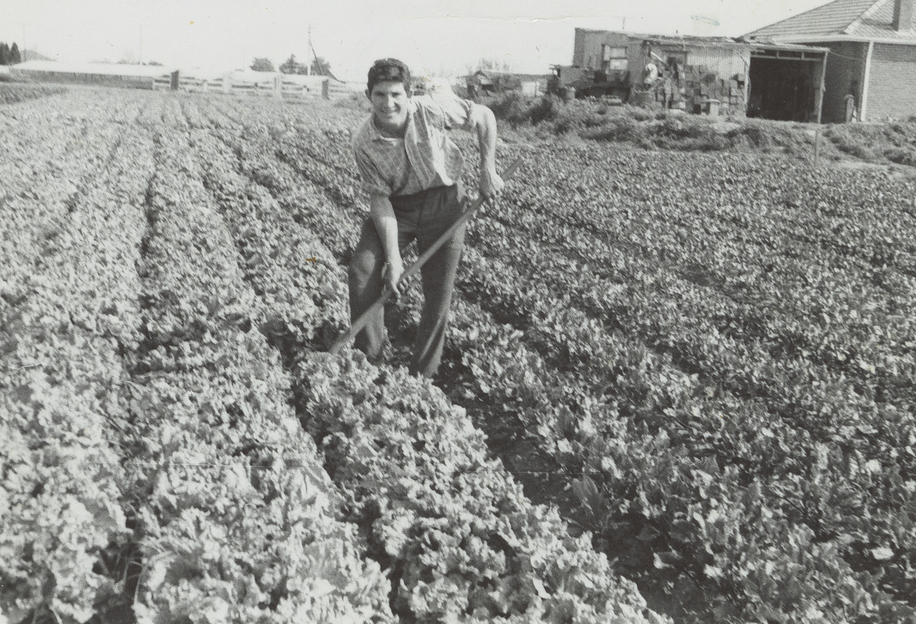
left=813, top=127, right=821, bottom=167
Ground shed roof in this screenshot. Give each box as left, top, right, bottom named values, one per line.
left=601, top=30, right=751, bottom=50
left=745, top=0, right=916, bottom=41
left=578, top=29, right=829, bottom=55
left=11, top=60, right=174, bottom=77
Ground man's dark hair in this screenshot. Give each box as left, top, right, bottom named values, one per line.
left=367, top=58, right=412, bottom=95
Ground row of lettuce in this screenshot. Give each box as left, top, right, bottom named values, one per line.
left=0, top=84, right=68, bottom=105
left=205, top=94, right=916, bottom=624
left=1, top=90, right=146, bottom=624
left=2, top=89, right=664, bottom=622
left=3, top=91, right=390, bottom=623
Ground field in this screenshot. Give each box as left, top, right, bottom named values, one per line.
left=1, top=85, right=915, bottom=624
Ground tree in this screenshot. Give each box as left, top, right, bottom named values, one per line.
left=0, top=43, right=9, bottom=66
left=9, top=43, right=21, bottom=64
left=279, top=54, right=308, bottom=75
left=466, top=57, right=513, bottom=75
left=310, top=56, right=331, bottom=76
left=250, top=57, right=275, bottom=72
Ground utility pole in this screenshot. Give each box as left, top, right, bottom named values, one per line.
left=307, top=25, right=312, bottom=75
left=139, top=25, right=143, bottom=65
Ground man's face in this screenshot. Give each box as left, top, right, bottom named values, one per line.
left=367, top=80, right=409, bottom=134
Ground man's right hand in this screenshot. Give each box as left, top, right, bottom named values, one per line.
left=383, top=258, right=404, bottom=299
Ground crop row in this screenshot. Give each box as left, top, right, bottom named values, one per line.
left=121, top=124, right=392, bottom=623
left=1, top=90, right=393, bottom=623
left=449, top=155, right=916, bottom=465
left=0, top=84, right=68, bottom=105
left=454, top=165, right=916, bottom=620
left=494, top=154, right=915, bottom=389
left=1, top=96, right=134, bottom=296
left=461, top=180, right=915, bottom=440
left=450, top=243, right=916, bottom=622
left=0, top=106, right=155, bottom=623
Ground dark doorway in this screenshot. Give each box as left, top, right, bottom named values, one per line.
left=748, top=57, right=817, bottom=121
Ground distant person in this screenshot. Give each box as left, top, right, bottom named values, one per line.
left=664, top=58, right=680, bottom=108
left=662, top=74, right=675, bottom=109
left=348, top=58, right=504, bottom=377
left=644, top=56, right=659, bottom=87
left=845, top=93, right=858, bottom=123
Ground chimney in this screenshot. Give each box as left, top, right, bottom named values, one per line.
left=893, top=0, right=914, bottom=31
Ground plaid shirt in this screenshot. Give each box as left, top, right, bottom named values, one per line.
left=352, top=94, right=475, bottom=197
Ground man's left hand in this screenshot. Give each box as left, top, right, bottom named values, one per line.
left=480, top=167, right=505, bottom=201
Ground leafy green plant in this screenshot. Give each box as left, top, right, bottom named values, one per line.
left=294, top=350, right=666, bottom=624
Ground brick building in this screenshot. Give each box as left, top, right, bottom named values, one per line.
left=745, top=0, right=916, bottom=122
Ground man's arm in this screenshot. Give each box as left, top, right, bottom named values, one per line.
left=468, top=103, right=505, bottom=199
left=369, top=193, right=404, bottom=296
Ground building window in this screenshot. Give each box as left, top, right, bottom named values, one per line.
left=602, top=45, right=627, bottom=71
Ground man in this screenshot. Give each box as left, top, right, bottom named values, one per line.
left=643, top=56, right=659, bottom=87
left=349, top=58, right=504, bottom=378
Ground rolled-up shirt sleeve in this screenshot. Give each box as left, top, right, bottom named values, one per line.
left=353, top=147, right=392, bottom=197
left=423, top=93, right=475, bottom=132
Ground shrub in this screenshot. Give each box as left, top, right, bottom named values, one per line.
left=583, top=115, right=646, bottom=144
left=885, top=147, right=916, bottom=166
left=486, top=91, right=533, bottom=126
left=730, top=124, right=773, bottom=149
left=528, top=94, right=562, bottom=125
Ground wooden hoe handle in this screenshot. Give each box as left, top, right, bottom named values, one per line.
left=329, top=157, right=523, bottom=355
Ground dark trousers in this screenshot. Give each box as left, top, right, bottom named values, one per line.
left=348, top=184, right=467, bottom=378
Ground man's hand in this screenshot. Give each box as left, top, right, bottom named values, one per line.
left=382, top=257, right=404, bottom=300
left=470, top=103, right=503, bottom=203
left=480, top=167, right=505, bottom=201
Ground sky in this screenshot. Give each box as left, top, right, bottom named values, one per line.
left=2, top=0, right=835, bottom=81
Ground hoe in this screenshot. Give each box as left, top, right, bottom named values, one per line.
left=329, top=157, right=523, bottom=354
